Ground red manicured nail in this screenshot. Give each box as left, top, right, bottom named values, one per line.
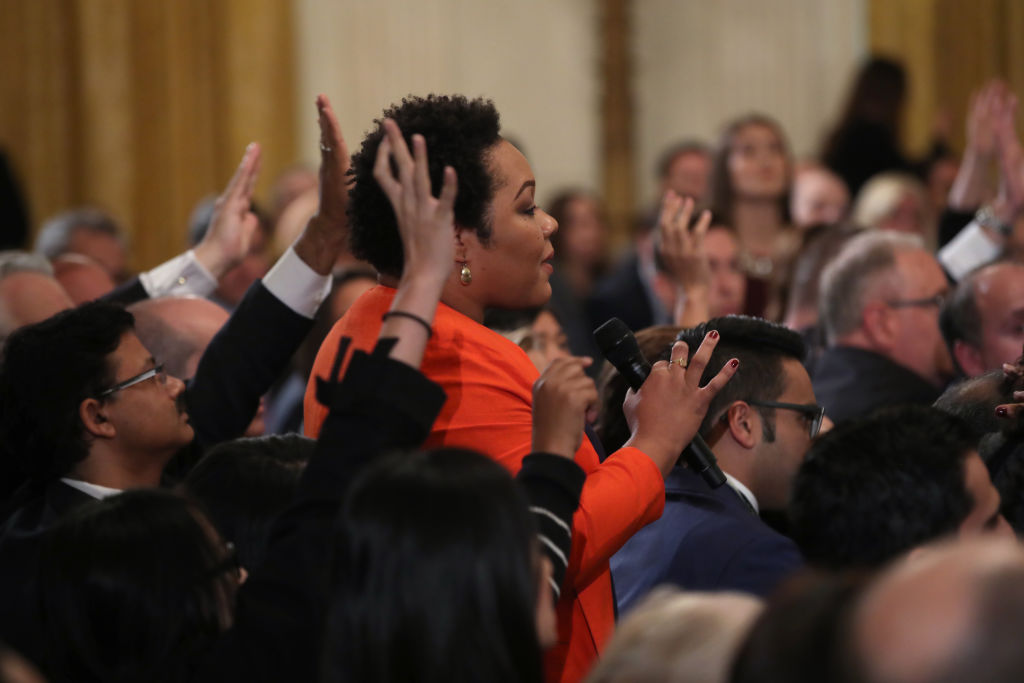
left=710, top=330, right=719, bottom=340
left=730, top=358, right=739, bottom=368
left=997, top=406, right=1009, bottom=417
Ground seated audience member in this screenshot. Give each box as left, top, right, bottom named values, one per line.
left=34, top=207, right=130, bottom=282
left=485, top=306, right=571, bottom=373
left=609, top=316, right=812, bottom=608
left=730, top=572, right=866, bottom=683
left=780, top=223, right=863, bottom=369
left=703, top=224, right=747, bottom=317
left=0, top=96, right=350, bottom=667
left=848, top=537, right=1024, bottom=683
left=0, top=250, right=73, bottom=345
left=812, top=231, right=953, bottom=423
left=305, top=97, right=740, bottom=683
left=926, top=154, right=959, bottom=217
left=790, top=405, right=1012, bottom=571
left=940, top=261, right=1024, bottom=378
left=34, top=118, right=587, bottom=683
left=51, top=253, right=116, bottom=303
left=182, top=434, right=312, bottom=570
left=585, top=587, right=762, bottom=683
left=789, top=163, right=850, bottom=230
left=852, top=172, right=933, bottom=245
left=657, top=140, right=711, bottom=204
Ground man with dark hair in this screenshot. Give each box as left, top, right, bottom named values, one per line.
left=790, top=405, right=1011, bottom=571
left=940, top=261, right=1024, bottom=378
left=611, top=315, right=812, bottom=609
left=656, top=140, right=711, bottom=204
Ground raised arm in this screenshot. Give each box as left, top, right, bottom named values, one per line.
left=655, top=191, right=713, bottom=327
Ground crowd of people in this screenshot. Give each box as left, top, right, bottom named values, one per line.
left=2, top=55, right=1024, bottom=682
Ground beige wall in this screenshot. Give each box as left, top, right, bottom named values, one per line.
left=294, top=0, right=602, bottom=208
left=632, top=0, right=867, bottom=207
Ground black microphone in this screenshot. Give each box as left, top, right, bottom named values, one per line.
left=594, top=317, right=727, bottom=489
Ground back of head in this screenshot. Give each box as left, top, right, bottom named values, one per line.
left=324, top=447, right=542, bottom=683
left=38, top=489, right=230, bottom=683
left=0, top=301, right=133, bottom=483
left=596, top=325, right=682, bottom=453
left=675, top=316, right=806, bottom=438
left=34, top=208, right=123, bottom=261
left=182, top=434, right=313, bottom=569
left=587, top=587, right=762, bottom=683
left=348, top=95, right=502, bottom=279
left=784, top=223, right=863, bottom=323
left=818, top=230, right=922, bottom=344
left=841, top=56, right=907, bottom=129
left=0, top=250, right=69, bottom=345
left=790, top=405, right=976, bottom=570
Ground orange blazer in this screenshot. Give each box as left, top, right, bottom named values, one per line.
left=304, top=286, right=665, bottom=683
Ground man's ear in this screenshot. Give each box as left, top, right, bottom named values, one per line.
left=861, top=301, right=896, bottom=351
left=79, top=398, right=116, bottom=439
left=953, top=340, right=984, bottom=378
left=725, top=402, right=758, bottom=450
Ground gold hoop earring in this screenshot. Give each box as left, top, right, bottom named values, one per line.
left=459, top=262, right=472, bottom=286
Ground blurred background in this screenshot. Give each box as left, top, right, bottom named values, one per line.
left=0, top=0, right=1020, bottom=269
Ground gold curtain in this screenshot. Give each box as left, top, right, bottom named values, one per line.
left=869, top=0, right=1024, bottom=156
left=0, top=0, right=296, bottom=270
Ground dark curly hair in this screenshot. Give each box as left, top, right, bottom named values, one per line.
left=0, top=301, right=132, bottom=482
left=789, top=405, right=976, bottom=571
left=348, top=95, right=502, bottom=278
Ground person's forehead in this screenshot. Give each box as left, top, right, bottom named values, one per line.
left=778, top=357, right=816, bottom=401
left=705, top=228, right=738, bottom=256
left=111, top=331, right=153, bottom=374
left=896, top=248, right=945, bottom=288
left=975, top=264, right=1024, bottom=314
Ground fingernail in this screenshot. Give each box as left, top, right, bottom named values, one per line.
left=730, top=358, right=739, bottom=368
left=997, top=406, right=1009, bottom=417
left=710, top=330, right=719, bottom=340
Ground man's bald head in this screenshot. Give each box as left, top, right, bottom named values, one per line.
left=852, top=538, right=1024, bottom=683
left=128, top=297, right=229, bottom=379
left=52, top=254, right=116, bottom=305
left=0, top=251, right=73, bottom=344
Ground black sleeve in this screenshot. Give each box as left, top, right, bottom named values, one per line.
left=193, top=339, right=447, bottom=683
left=937, top=207, right=977, bottom=249
left=516, top=453, right=585, bottom=600
left=182, top=281, right=314, bottom=455
left=101, top=277, right=149, bottom=306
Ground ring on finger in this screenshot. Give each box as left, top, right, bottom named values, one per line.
left=320, top=142, right=333, bottom=153
left=671, top=357, right=688, bottom=370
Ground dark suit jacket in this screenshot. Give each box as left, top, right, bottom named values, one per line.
left=610, top=466, right=802, bottom=612
left=810, top=346, right=941, bottom=425
left=587, top=252, right=657, bottom=335
left=0, top=280, right=312, bottom=667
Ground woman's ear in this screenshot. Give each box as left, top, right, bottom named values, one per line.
left=79, top=398, right=116, bottom=439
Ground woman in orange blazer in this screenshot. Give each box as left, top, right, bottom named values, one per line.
left=304, top=95, right=737, bottom=683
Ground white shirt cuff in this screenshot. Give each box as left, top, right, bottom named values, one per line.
left=938, top=222, right=1002, bottom=281
left=138, top=250, right=218, bottom=298
left=262, top=246, right=332, bottom=319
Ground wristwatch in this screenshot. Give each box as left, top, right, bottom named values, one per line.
left=975, top=205, right=1014, bottom=237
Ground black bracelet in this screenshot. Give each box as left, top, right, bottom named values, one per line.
left=381, top=310, right=433, bottom=338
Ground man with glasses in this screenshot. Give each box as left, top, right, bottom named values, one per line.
left=611, top=316, right=814, bottom=609
left=813, top=231, right=953, bottom=424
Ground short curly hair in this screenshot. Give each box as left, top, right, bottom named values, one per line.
left=348, top=95, right=503, bottom=278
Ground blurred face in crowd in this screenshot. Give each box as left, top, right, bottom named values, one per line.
left=663, top=150, right=710, bottom=203
left=68, top=228, right=129, bottom=282
left=705, top=226, right=746, bottom=316
left=959, top=263, right=1024, bottom=377
left=877, top=190, right=928, bottom=236
left=0, top=272, right=72, bottom=330
left=958, top=451, right=1013, bottom=538
left=791, top=167, right=850, bottom=229
left=524, top=310, right=571, bottom=372
left=728, top=123, right=789, bottom=202
left=559, top=195, right=607, bottom=270
left=886, top=249, right=953, bottom=385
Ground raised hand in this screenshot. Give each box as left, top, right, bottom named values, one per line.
left=531, top=357, right=599, bottom=458
left=655, top=191, right=713, bottom=326
left=194, top=143, right=262, bottom=277
left=373, top=118, right=458, bottom=288
left=992, top=92, right=1024, bottom=229
left=622, top=334, right=739, bottom=477
left=294, top=94, right=352, bottom=275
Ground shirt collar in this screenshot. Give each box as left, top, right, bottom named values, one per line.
left=724, top=472, right=759, bottom=514
left=60, top=478, right=122, bottom=500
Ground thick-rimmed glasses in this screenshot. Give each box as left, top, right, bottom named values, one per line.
left=746, top=399, right=825, bottom=439
left=886, top=293, right=947, bottom=310
left=97, top=363, right=166, bottom=398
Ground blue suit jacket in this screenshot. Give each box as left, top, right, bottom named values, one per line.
left=611, top=466, right=803, bottom=613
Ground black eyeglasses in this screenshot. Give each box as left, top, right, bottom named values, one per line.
left=97, top=363, right=167, bottom=398
left=746, top=399, right=825, bottom=438
left=205, top=541, right=242, bottom=582
left=886, top=293, right=947, bottom=310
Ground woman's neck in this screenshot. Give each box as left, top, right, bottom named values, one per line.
left=733, top=199, right=784, bottom=256
left=381, top=273, right=485, bottom=323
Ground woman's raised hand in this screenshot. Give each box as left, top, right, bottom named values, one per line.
left=374, top=119, right=458, bottom=287
left=193, top=143, right=262, bottom=278
left=656, top=191, right=713, bottom=326
left=622, top=334, right=738, bottom=478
